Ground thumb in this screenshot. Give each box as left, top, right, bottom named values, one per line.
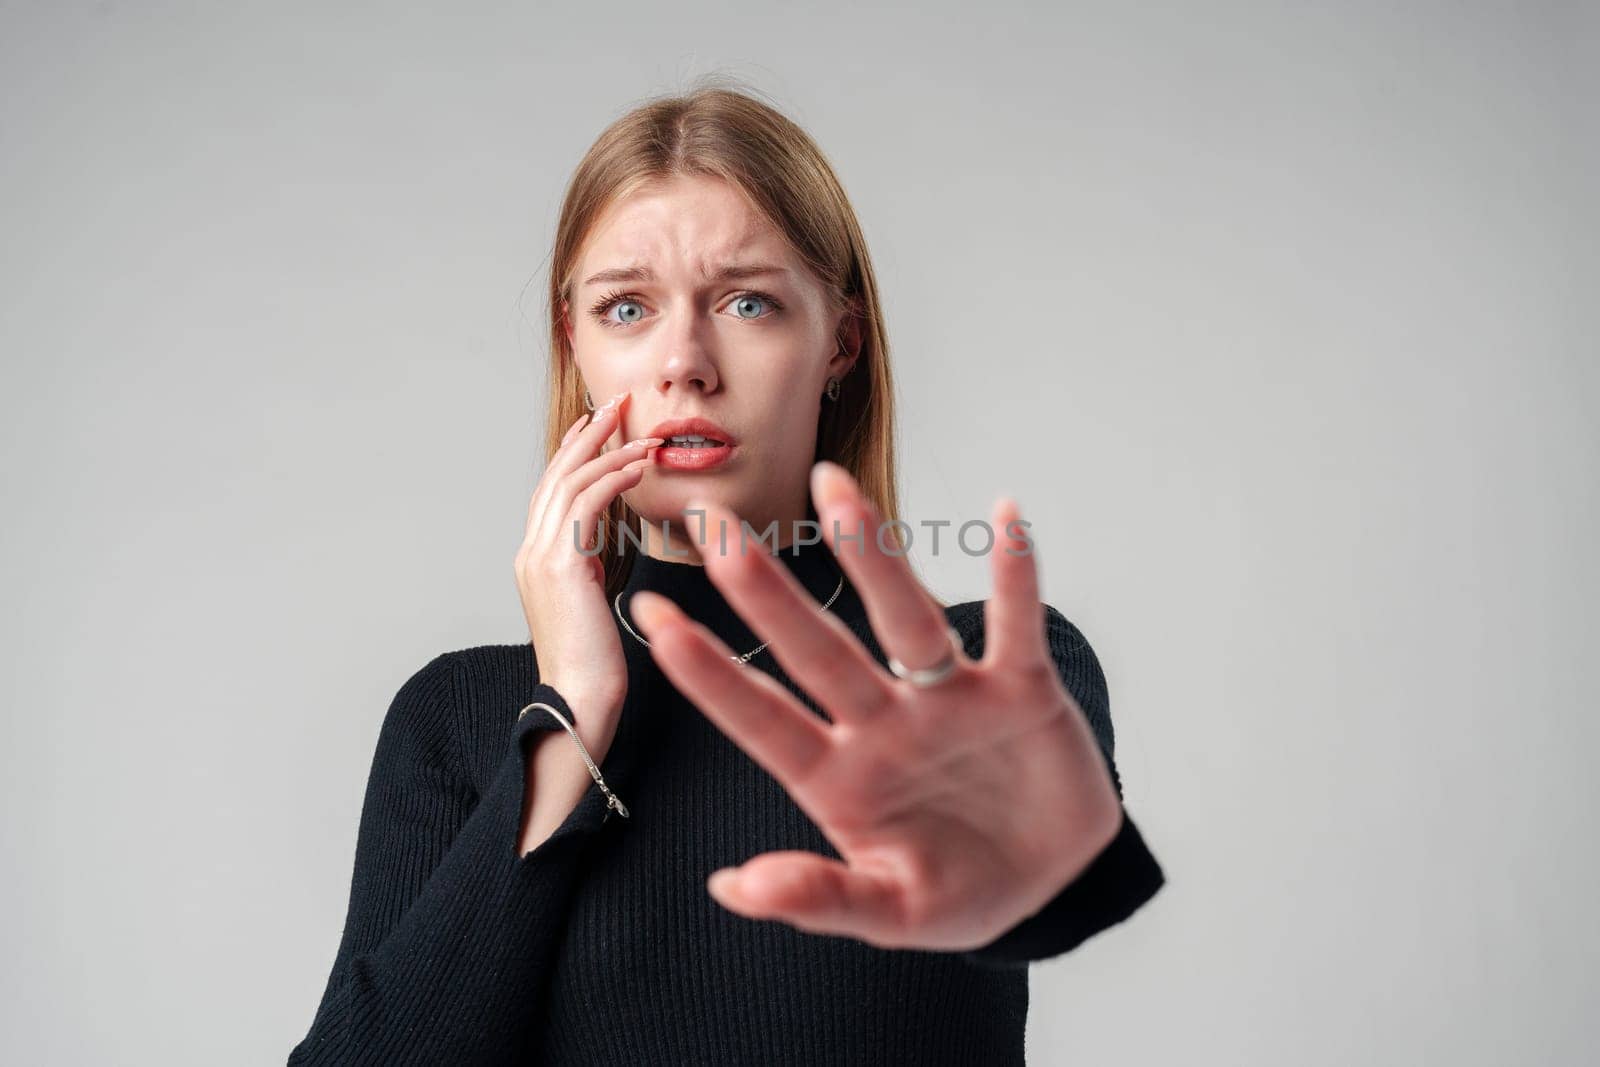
left=708, top=851, right=904, bottom=943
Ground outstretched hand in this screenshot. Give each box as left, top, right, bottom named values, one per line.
left=627, top=461, right=1123, bottom=952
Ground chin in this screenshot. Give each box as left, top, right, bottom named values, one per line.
left=625, top=486, right=738, bottom=523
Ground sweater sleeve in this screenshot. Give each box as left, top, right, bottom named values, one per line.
left=958, top=605, right=1166, bottom=969
left=288, top=654, right=615, bottom=1065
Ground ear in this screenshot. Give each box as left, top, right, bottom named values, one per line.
left=560, top=300, right=575, bottom=345
left=829, top=299, right=864, bottom=377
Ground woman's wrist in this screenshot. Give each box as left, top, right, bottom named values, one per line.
left=519, top=728, right=604, bottom=855
left=517, top=684, right=625, bottom=855
left=541, top=675, right=623, bottom=732
left=537, top=675, right=625, bottom=719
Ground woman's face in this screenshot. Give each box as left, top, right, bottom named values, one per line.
left=564, top=174, right=857, bottom=557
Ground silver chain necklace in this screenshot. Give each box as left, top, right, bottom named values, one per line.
left=614, top=569, right=845, bottom=664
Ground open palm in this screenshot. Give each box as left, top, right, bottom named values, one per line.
left=627, top=461, right=1123, bottom=952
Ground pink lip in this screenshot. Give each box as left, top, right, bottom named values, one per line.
left=645, top=416, right=737, bottom=473
left=653, top=443, right=734, bottom=472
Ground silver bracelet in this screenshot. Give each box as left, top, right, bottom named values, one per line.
left=518, top=700, right=630, bottom=819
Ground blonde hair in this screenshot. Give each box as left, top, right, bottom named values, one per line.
left=544, top=76, right=908, bottom=604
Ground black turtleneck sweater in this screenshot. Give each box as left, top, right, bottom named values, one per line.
left=288, top=537, right=1165, bottom=1065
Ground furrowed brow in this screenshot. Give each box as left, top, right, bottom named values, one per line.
left=580, top=263, right=790, bottom=288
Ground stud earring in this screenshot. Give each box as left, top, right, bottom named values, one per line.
left=824, top=376, right=841, bottom=402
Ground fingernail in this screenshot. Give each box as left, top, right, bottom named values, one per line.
left=708, top=869, right=738, bottom=896
left=629, top=590, right=674, bottom=633
left=810, top=461, right=849, bottom=504
left=627, top=437, right=665, bottom=448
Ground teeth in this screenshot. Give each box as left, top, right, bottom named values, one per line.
left=667, top=435, right=723, bottom=448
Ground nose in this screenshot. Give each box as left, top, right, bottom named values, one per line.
left=653, top=318, right=720, bottom=397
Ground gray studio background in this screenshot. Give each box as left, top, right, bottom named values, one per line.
left=2, top=2, right=1594, bottom=1064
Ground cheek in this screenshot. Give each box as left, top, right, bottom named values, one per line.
left=747, top=396, right=821, bottom=461
left=748, top=348, right=826, bottom=410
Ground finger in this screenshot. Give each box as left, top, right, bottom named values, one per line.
left=983, top=496, right=1050, bottom=669
left=524, top=412, right=593, bottom=534
left=708, top=851, right=904, bottom=945
left=529, top=392, right=628, bottom=537
left=693, top=501, right=896, bottom=724
left=629, top=590, right=834, bottom=787
left=538, top=436, right=660, bottom=546
left=531, top=433, right=656, bottom=561
left=565, top=390, right=629, bottom=467
left=810, top=461, right=970, bottom=681
left=568, top=454, right=656, bottom=553
left=560, top=411, right=590, bottom=447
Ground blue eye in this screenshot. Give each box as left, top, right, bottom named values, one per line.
left=611, top=300, right=644, bottom=324
left=587, top=289, right=642, bottom=328
left=587, top=288, right=785, bottom=330
left=730, top=294, right=770, bottom=319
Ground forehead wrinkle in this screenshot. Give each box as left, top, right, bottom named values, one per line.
left=581, top=196, right=783, bottom=290
left=580, top=240, right=793, bottom=289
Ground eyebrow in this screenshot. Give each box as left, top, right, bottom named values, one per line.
left=580, top=263, right=791, bottom=289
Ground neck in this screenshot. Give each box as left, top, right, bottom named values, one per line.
left=616, top=520, right=862, bottom=661
left=634, top=502, right=820, bottom=564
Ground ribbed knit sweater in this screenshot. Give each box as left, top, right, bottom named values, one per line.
left=288, top=536, right=1165, bottom=1065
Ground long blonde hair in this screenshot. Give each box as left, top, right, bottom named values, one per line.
left=544, top=77, right=905, bottom=604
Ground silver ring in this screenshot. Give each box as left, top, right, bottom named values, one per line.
left=887, top=625, right=964, bottom=687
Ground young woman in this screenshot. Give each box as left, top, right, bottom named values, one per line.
left=290, top=83, right=1165, bottom=1066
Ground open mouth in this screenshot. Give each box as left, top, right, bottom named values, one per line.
left=645, top=417, right=737, bottom=471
